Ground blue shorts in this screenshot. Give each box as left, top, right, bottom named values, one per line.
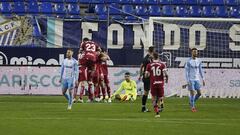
left=188, top=80, right=201, bottom=91
left=61, top=78, right=74, bottom=90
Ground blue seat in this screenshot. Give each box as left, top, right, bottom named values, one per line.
left=212, top=0, right=225, bottom=5
left=188, top=6, right=201, bottom=17
left=175, top=5, right=188, bottom=17
left=202, top=6, right=214, bottom=17
left=159, top=0, right=171, bottom=4
left=122, top=5, right=134, bottom=14
left=132, top=0, right=145, bottom=4
left=146, top=0, right=158, bottom=5
left=122, top=5, right=135, bottom=20
left=186, top=0, right=198, bottom=5
left=229, top=6, right=239, bottom=17
left=90, top=0, right=105, bottom=4
left=119, top=0, right=132, bottom=4
left=13, top=0, right=24, bottom=2
left=215, top=6, right=228, bottom=17
left=52, top=0, right=64, bottom=2
left=148, top=5, right=161, bottom=16
left=67, top=4, right=80, bottom=15
left=98, top=15, right=108, bottom=20
left=38, top=0, right=53, bottom=2
left=225, top=0, right=238, bottom=6
left=111, top=15, right=123, bottom=20
left=124, top=16, right=137, bottom=20
left=109, top=3, right=121, bottom=15
left=79, top=0, right=90, bottom=4
left=27, top=0, right=39, bottom=14
left=40, top=2, right=53, bottom=15
left=199, top=0, right=211, bottom=5
left=135, top=5, right=148, bottom=16
left=55, top=3, right=66, bottom=15
left=95, top=4, right=107, bottom=15
left=171, top=0, right=186, bottom=5
left=162, top=5, right=174, bottom=16
left=12, top=2, right=25, bottom=15
left=0, top=2, right=11, bottom=14
left=65, top=0, right=78, bottom=2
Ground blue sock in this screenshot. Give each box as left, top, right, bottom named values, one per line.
left=189, top=95, right=195, bottom=108
left=194, top=94, right=200, bottom=102
left=64, top=93, right=69, bottom=102
left=69, top=93, right=72, bottom=105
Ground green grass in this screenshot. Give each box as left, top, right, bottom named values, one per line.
left=0, top=96, right=239, bottom=135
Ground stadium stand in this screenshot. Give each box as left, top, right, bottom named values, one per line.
left=0, top=0, right=239, bottom=19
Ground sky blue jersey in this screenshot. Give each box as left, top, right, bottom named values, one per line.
left=185, top=57, right=204, bottom=82
left=60, top=58, right=79, bottom=81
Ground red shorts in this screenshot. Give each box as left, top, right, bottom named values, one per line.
left=151, top=85, right=164, bottom=97
left=93, top=71, right=103, bottom=84
left=78, top=66, right=88, bottom=82
left=81, top=53, right=96, bottom=71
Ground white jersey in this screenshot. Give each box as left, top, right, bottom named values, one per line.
left=60, top=58, right=79, bottom=80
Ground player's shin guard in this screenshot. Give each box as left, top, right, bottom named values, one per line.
left=94, top=85, right=100, bottom=98
left=69, top=92, right=73, bottom=105
left=79, top=86, right=84, bottom=100
left=88, top=83, right=93, bottom=100
left=100, top=84, right=106, bottom=99
left=106, top=84, right=111, bottom=98
left=189, top=95, right=195, bottom=108
left=73, top=86, right=78, bottom=99
left=194, top=93, right=201, bottom=102
left=142, top=95, right=148, bottom=107
left=64, top=93, right=70, bottom=102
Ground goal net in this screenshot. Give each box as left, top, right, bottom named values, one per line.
left=148, top=17, right=240, bottom=68
left=148, top=17, right=240, bottom=98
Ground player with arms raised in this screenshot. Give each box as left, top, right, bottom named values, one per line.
left=145, top=52, right=168, bottom=117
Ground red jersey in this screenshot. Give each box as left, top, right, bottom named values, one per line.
left=80, top=41, right=99, bottom=53
left=78, top=53, right=84, bottom=65
left=146, top=61, right=166, bottom=87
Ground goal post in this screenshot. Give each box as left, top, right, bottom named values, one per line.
left=148, top=17, right=240, bottom=68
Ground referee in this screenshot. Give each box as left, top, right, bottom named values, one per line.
left=139, top=46, right=155, bottom=112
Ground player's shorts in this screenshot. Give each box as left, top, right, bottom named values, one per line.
left=78, top=66, right=88, bottom=82
left=82, top=53, right=96, bottom=71
left=151, top=85, right=164, bottom=97
left=142, top=77, right=150, bottom=91
left=61, top=78, right=74, bottom=90
left=188, top=80, right=201, bottom=91
left=93, top=71, right=104, bottom=84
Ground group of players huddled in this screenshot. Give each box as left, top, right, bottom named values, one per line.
left=59, top=38, right=112, bottom=110
left=60, top=38, right=205, bottom=118
left=74, top=38, right=112, bottom=103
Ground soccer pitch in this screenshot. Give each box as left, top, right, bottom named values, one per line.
left=0, top=96, right=239, bottom=135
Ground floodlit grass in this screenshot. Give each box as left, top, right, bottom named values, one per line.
left=0, top=96, right=239, bottom=135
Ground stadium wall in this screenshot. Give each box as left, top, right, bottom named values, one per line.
left=0, top=66, right=239, bottom=98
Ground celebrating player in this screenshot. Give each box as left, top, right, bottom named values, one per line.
left=100, top=48, right=112, bottom=102
left=185, top=48, right=205, bottom=112
left=73, top=50, right=88, bottom=103
left=145, top=52, right=168, bottom=117
left=93, top=48, right=111, bottom=102
left=139, top=46, right=155, bottom=112
left=59, top=49, right=79, bottom=110
left=79, top=38, right=100, bottom=102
